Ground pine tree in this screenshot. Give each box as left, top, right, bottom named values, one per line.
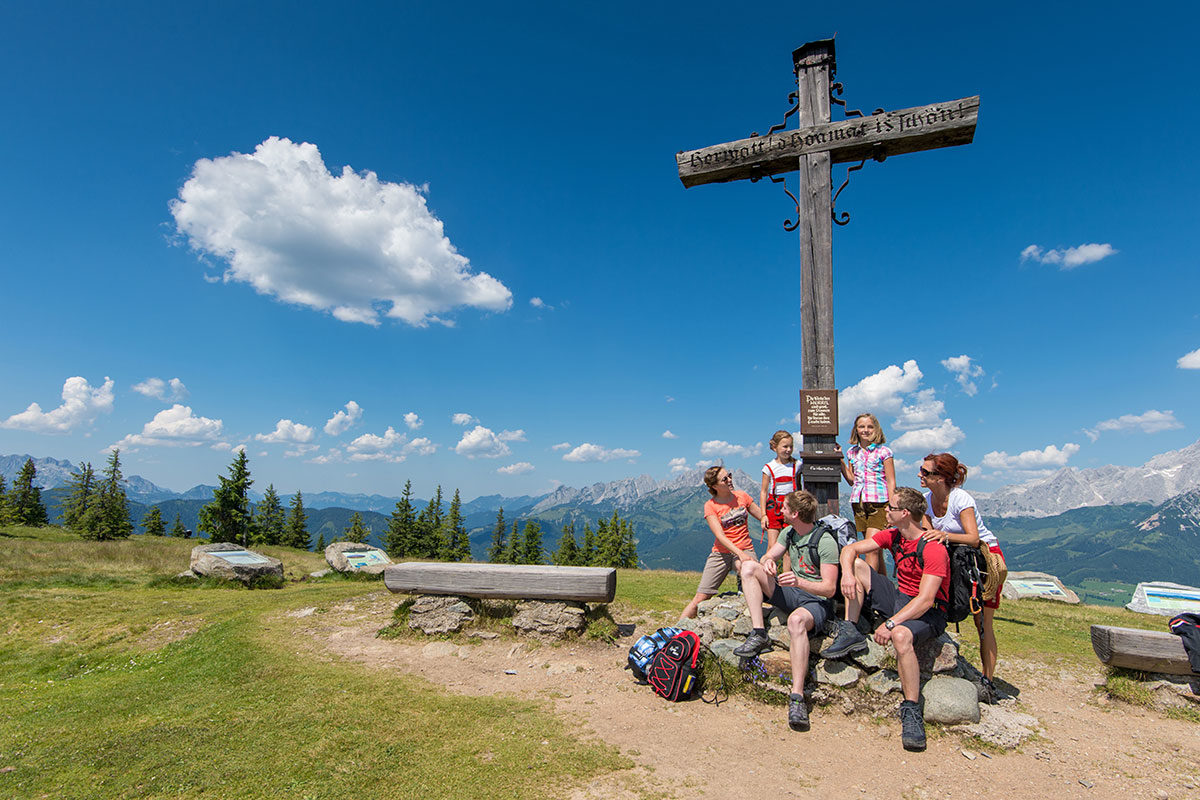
left=506, top=519, right=521, bottom=564
left=92, top=449, right=133, bottom=540
left=169, top=513, right=190, bottom=538
left=198, top=450, right=253, bottom=544
left=0, top=475, right=10, bottom=527
left=252, top=484, right=286, bottom=546
left=344, top=511, right=369, bottom=543
left=581, top=523, right=597, bottom=566
left=442, top=489, right=471, bottom=561
left=415, top=489, right=446, bottom=559
left=553, top=520, right=580, bottom=566
left=141, top=506, right=166, bottom=536
left=283, top=490, right=309, bottom=550
left=616, top=512, right=639, bottom=569
left=9, top=458, right=48, bottom=527
left=485, top=506, right=508, bottom=563
left=60, top=462, right=97, bottom=535
left=519, top=520, right=544, bottom=565
left=315, top=532, right=327, bottom=552
left=385, top=481, right=416, bottom=558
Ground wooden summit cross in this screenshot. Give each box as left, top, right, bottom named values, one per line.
left=675, top=38, right=979, bottom=516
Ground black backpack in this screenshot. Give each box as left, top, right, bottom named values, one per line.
left=891, top=536, right=986, bottom=624
left=646, top=630, right=704, bottom=701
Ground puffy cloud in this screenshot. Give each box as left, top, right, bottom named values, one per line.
left=837, top=361, right=923, bottom=424
left=113, top=404, right=223, bottom=449
left=170, top=136, right=512, bottom=327
left=981, top=443, right=1080, bottom=470
left=344, top=426, right=437, bottom=462
left=1085, top=410, right=1183, bottom=441
left=668, top=457, right=690, bottom=473
left=893, top=389, right=945, bottom=431
left=348, top=426, right=406, bottom=454
left=2, top=376, right=115, bottom=434
left=699, top=440, right=759, bottom=459
left=498, top=462, right=535, bottom=475
left=455, top=426, right=512, bottom=459
left=890, top=419, right=964, bottom=453
left=551, top=442, right=571, bottom=451
left=405, top=437, right=437, bottom=456
left=255, top=419, right=316, bottom=444
left=1177, top=348, right=1200, bottom=369
left=132, top=377, right=188, bottom=402
left=941, top=355, right=985, bottom=397
left=497, top=429, right=526, bottom=442
left=403, top=412, right=423, bottom=430
left=1020, top=243, right=1116, bottom=270
left=451, top=412, right=478, bottom=426
left=324, top=401, right=362, bottom=436
left=662, top=430, right=678, bottom=439
left=562, top=443, right=641, bottom=463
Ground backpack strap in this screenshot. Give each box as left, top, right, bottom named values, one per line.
left=805, top=521, right=833, bottom=574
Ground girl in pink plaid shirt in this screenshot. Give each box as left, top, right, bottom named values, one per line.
left=838, top=413, right=895, bottom=573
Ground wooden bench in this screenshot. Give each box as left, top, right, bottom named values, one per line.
left=383, top=562, right=617, bottom=603
left=1090, top=624, right=1194, bottom=676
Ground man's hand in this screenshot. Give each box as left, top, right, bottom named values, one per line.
left=761, top=555, right=778, bottom=577
left=874, top=623, right=893, bottom=645
left=778, top=570, right=798, bottom=587
left=840, top=572, right=859, bottom=601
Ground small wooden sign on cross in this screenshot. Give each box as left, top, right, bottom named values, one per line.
left=675, top=38, right=979, bottom=516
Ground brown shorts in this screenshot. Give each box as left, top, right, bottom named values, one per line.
left=697, top=550, right=745, bottom=595
left=853, top=501, right=888, bottom=532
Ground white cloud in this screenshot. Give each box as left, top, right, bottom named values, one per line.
left=668, top=457, right=690, bottom=473
left=283, top=443, right=320, bottom=458
left=529, top=297, right=554, bottom=310
left=699, top=440, right=759, bottom=459
left=941, top=355, right=985, bottom=396
left=405, top=437, right=437, bottom=456
left=403, top=412, right=423, bottom=431
left=562, top=443, right=641, bottom=463
left=498, top=462, right=535, bottom=475
left=170, top=136, right=512, bottom=327
left=837, top=361, right=923, bottom=424
left=551, top=442, right=571, bottom=451
left=451, top=412, right=478, bottom=426
left=113, top=404, right=224, bottom=449
left=893, top=389, right=945, bottom=431
left=889, top=419, right=965, bottom=453
left=662, top=430, right=678, bottom=439
left=348, top=426, right=406, bottom=454
left=324, top=401, right=362, bottom=436
left=344, top=426, right=437, bottom=462
left=308, top=448, right=343, bottom=464
left=455, top=425, right=512, bottom=459
left=497, top=429, right=526, bottom=442
left=255, top=419, right=316, bottom=444
left=132, top=377, right=188, bottom=402
left=981, top=443, right=1080, bottom=470
left=1085, top=410, right=1183, bottom=441
left=1178, top=348, right=1200, bottom=369
left=1020, top=243, right=1117, bottom=270
left=2, top=376, right=115, bottom=434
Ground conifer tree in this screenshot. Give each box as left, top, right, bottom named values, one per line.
left=344, top=511, right=369, bottom=544
left=169, top=513, right=190, bottom=538
left=9, top=458, right=48, bottom=527
left=385, top=481, right=416, bottom=558
left=442, top=489, right=471, bottom=561
left=252, top=484, right=286, bottom=546
left=60, top=462, right=97, bottom=535
left=552, top=520, right=580, bottom=566
left=519, top=520, right=545, bottom=565
left=315, top=532, right=326, bottom=552
left=198, top=450, right=253, bottom=544
left=91, top=449, right=133, bottom=540
left=0, top=475, right=10, bottom=527
left=415, top=489, right=446, bottom=559
left=142, top=506, right=166, bottom=536
left=505, top=519, right=521, bottom=564
left=581, top=523, right=597, bottom=566
left=485, top=506, right=508, bottom=563
left=283, top=490, right=309, bottom=550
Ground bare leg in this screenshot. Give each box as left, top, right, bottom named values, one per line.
left=977, top=606, right=997, bottom=679
left=892, top=625, right=920, bottom=702
left=843, top=557, right=873, bottom=623
left=682, top=592, right=712, bottom=619
left=766, top=527, right=790, bottom=574
left=863, top=528, right=885, bottom=573
left=787, top=607, right=815, bottom=694
left=738, top=560, right=777, bottom=629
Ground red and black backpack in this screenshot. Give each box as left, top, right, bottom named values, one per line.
left=646, top=630, right=704, bottom=702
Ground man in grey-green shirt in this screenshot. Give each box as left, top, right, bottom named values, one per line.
left=731, top=490, right=839, bottom=732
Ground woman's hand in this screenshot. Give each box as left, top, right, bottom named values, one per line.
left=921, top=528, right=949, bottom=544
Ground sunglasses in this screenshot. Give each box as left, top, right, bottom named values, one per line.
left=720, top=474, right=734, bottom=483
left=887, top=504, right=903, bottom=512
left=918, top=468, right=935, bottom=478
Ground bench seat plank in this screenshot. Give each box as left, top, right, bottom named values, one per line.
left=384, top=562, right=617, bottom=603
left=1090, top=624, right=1193, bottom=675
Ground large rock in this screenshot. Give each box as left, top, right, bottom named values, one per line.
left=189, top=543, right=283, bottom=585
left=922, top=676, right=980, bottom=724
left=408, top=595, right=475, bottom=634
left=1002, top=571, right=1080, bottom=604
left=915, top=633, right=960, bottom=676
left=511, top=600, right=586, bottom=640
left=324, top=542, right=392, bottom=574
left=815, top=660, right=862, bottom=688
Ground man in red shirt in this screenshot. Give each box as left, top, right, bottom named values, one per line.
left=821, top=486, right=949, bottom=752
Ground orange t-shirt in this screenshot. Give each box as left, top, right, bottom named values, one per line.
left=704, top=490, right=754, bottom=554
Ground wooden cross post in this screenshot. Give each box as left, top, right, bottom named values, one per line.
left=675, top=38, right=979, bottom=518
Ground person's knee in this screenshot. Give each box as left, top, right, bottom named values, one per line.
left=788, top=608, right=814, bottom=634
left=739, top=559, right=760, bottom=579
left=892, top=625, right=915, bottom=654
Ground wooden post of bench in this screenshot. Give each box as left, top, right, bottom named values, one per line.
left=1090, top=624, right=1194, bottom=676
left=384, top=562, right=617, bottom=603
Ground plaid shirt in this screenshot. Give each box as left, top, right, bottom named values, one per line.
left=847, top=443, right=893, bottom=503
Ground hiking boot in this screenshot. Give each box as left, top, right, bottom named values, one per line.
left=980, top=677, right=997, bottom=704
left=733, top=630, right=772, bottom=658
left=787, top=693, right=810, bottom=732
left=898, top=700, right=926, bottom=752
left=820, top=620, right=867, bottom=659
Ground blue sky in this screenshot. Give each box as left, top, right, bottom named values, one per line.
left=2, top=1, right=1198, bottom=501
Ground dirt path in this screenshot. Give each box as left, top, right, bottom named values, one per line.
left=289, top=592, right=1199, bottom=800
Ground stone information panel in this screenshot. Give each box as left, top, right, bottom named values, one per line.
left=209, top=550, right=272, bottom=566
left=345, top=550, right=390, bottom=570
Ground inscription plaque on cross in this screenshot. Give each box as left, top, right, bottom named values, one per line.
left=675, top=38, right=979, bottom=517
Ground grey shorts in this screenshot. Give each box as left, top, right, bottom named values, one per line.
left=864, top=574, right=947, bottom=643
left=767, top=585, right=833, bottom=632
left=697, top=551, right=742, bottom=595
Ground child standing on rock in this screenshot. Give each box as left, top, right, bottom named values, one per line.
left=840, top=413, right=895, bottom=573
left=760, top=429, right=799, bottom=572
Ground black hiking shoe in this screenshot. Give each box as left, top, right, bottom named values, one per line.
left=787, top=693, right=810, bottom=732
left=820, top=620, right=867, bottom=659
left=899, top=700, right=926, bottom=752
left=733, top=630, right=772, bottom=658
left=980, top=677, right=997, bottom=704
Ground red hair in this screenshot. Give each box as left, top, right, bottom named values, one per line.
left=924, top=452, right=968, bottom=487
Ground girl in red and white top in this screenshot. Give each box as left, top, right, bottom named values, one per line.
left=760, top=430, right=799, bottom=571
left=681, top=465, right=765, bottom=619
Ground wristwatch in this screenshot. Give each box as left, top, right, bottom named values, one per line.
left=884, top=619, right=896, bottom=631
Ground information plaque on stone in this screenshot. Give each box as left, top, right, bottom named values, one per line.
left=345, top=551, right=390, bottom=569
left=799, top=390, right=839, bottom=436
left=209, top=550, right=271, bottom=566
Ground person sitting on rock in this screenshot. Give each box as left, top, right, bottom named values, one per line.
left=730, top=489, right=837, bottom=732
left=819, top=486, right=949, bottom=752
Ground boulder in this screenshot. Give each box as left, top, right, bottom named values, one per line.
left=816, top=660, right=862, bottom=688
left=408, top=595, right=475, bottom=634
left=865, top=669, right=902, bottom=694
left=189, top=543, right=283, bottom=585
left=511, top=600, right=586, bottom=640
left=850, top=638, right=889, bottom=670
left=915, top=633, right=960, bottom=676
left=922, top=676, right=980, bottom=724
left=1002, top=571, right=1080, bottom=604
left=325, top=542, right=392, bottom=574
